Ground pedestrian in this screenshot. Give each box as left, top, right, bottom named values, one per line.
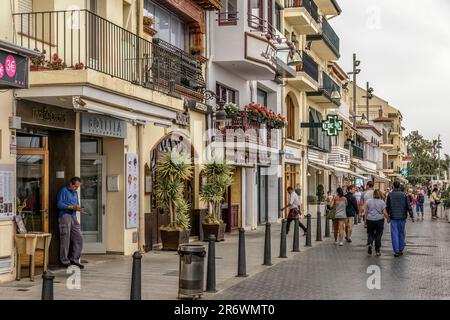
left=282, top=187, right=307, bottom=236
left=407, top=189, right=416, bottom=222
left=361, top=181, right=375, bottom=227
left=415, top=190, right=425, bottom=221
left=430, top=187, right=441, bottom=219
left=354, top=187, right=363, bottom=223
left=386, top=181, right=412, bottom=257
left=365, top=189, right=390, bottom=256
left=344, top=185, right=359, bottom=243
left=427, top=185, right=432, bottom=199
left=57, top=177, right=85, bottom=269
left=329, top=187, right=347, bottom=246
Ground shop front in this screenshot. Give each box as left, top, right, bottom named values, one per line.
left=284, top=145, right=302, bottom=214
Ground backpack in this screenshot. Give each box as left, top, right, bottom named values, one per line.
left=418, top=193, right=425, bottom=204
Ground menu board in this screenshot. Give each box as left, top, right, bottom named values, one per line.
left=126, top=153, right=138, bottom=229
left=0, top=168, right=14, bottom=220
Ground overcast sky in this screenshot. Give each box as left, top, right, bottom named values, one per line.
left=331, top=0, right=450, bottom=154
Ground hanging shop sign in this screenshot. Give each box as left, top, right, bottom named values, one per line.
left=0, top=49, right=28, bottom=89
left=81, top=113, right=127, bottom=139
left=322, top=115, right=343, bottom=136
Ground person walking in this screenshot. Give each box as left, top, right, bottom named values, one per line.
left=415, top=190, right=425, bottom=221
left=365, top=189, right=390, bottom=256
left=329, top=187, right=347, bottom=246
left=282, top=187, right=308, bottom=235
left=386, top=181, right=412, bottom=257
left=57, top=177, right=85, bottom=269
left=430, top=187, right=441, bottom=220
left=344, top=185, right=359, bottom=243
left=354, top=187, right=363, bottom=223
left=361, top=181, right=375, bottom=227
left=407, top=189, right=416, bottom=222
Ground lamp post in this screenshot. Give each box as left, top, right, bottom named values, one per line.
left=347, top=54, right=361, bottom=128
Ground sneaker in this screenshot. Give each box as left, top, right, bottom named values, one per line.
left=394, top=253, right=400, bottom=258
left=376, top=252, right=381, bottom=257
left=346, top=238, right=352, bottom=243
left=339, top=242, right=344, bottom=246
left=334, top=240, right=339, bottom=245
left=368, top=246, right=373, bottom=255
left=399, top=251, right=403, bottom=256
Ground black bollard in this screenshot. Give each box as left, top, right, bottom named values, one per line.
left=292, top=218, right=300, bottom=252
left=237, top=228, right=248, bottom=277
left=325, top=214, right=331, bottom=238
left=316, top=209, right=322, bottom=242
left=305, top=214, right=312, bottom=247
left=206, top=234, right=217, bottom=292
left=279, top=219, right=288, bottom=258
left=263, top=222, right=272, bottom=266
left=130, top=251, right=142, bottom=300
left=41, top=271, right=54, bottom=300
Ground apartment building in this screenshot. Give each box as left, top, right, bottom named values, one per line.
left=0, top=0, right=219, bottom=282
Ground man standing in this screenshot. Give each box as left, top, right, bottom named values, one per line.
left=282, top=187, right=307, bottom=236
left=386, top=181, right=411, bottom=257
left=344, top=185, right=359, bottom=243
left=57, top=177, right=84, bottom=269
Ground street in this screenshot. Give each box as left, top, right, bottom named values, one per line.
left=213, top=204, right=450, bottom=300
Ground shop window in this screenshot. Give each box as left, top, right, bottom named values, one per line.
left=286, top=95, right=295, bottom=140
left=216, top=82, right=238, bottom=104
left=17, top=135, right=43, bottom=148
left=81, top=137, right=102, bottom=155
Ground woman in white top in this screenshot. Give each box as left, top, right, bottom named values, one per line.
left=330, top=187, right=348, bottom=246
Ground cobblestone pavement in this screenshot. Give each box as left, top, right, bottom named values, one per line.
left=213, top=205, right=450, bottom=300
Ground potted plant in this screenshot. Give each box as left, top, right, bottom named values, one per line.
left=200, top=160, right=234, bottom=241
left=156, top=151, right=193, bottom=250
left=224, top=103, right=240, bottom=119
left=30, top=49, right=49, bottom=71
left=143, top=16, right=154, bottom=27
left=46, top=53, right=67, bottom=70
left=316, top=184, right=326, bottom=213
left=307, top=195, right=318, bottom=215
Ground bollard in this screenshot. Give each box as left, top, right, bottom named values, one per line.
left=279, top=219, right=288, bottom=258
left=263, top=222, right=272, bottom=266
left=206, top=235, right=217, bottom=293
left=41, top=271, right=55, bottom=300
left=325, top=214, right=331, bottom=238
left=305, top=214, right=312, bottom=247
left=292, top=218, right=300, bottom=252
left=316, top=209, right=322, bottom=242
left=236, top=228, right=248, bottom=277
left=130, top=251, right=142, bottom=300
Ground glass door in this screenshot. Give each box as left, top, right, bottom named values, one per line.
left=258, top=167, right=268, bottom=225
left=80, top=155, right=106, bottom=253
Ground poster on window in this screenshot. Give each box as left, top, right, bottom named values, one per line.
left=0, top=167, right=15, bottom=220
left=126, top=153, right=138, bottom=229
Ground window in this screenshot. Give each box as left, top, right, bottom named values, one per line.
left=275, top=3, right=282, bottom=32
left=219, top=0, right=238, bottom=25
left=81, top=137, right=102, bottom=155
left=286, top=96, right=295, bottom=140
left=87, top=0, right=98, bottom=13
left=257, top=88, right=268, bottom=106
left=216, top=83, right=238, bottom=104
left=144, top=0, right=186, bottom=50
left=309, top=108, right=330, bottom=152
left=248, top=0, right=263, bottom=30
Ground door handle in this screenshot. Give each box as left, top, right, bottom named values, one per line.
left=102, top=204, right=106, bottom=216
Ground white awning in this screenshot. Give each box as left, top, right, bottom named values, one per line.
left=332, top=167, right=367, bottom=180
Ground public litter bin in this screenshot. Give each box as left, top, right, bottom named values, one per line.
left=178, top=244, right=206, bottom=299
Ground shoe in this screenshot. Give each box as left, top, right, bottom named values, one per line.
left=394, top=253, right=400, bottom=258
left=59, top=262, right=70, bottom=268
left=399, top=251, right=403, bottom=256
left=368, top=246, right=373, bottom=255
left=346, top=238, right=352, bottom=243
left=339, top=242, right=344, bottom=246
left=376, top=252, right=381, bottom=257
left=334, top=240, right=339, bottom=245
left=70, top=261, right=85, bottom=269
left=345, top=236, right=349, bottom=242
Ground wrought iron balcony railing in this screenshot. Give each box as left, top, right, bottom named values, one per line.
left=321, top=17, right=340, bottom=55
left=285, top=0, right=320, bottom=22
left=296, top=50, right=319, bottom=82
left=321, top=71, right=340, bottom=96
left=13, top=10, right=205, bottom=100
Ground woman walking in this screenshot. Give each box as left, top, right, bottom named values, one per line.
left=430, top=187, right=441, bottom=219
left=365, top=190, right=390, bottom=256
left=330, top=187, right=347, bottom=246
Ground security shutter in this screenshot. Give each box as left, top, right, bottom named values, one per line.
left=17, top=0, right=33, bottom=35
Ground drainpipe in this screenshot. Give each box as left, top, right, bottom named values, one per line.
left=138, top=123, right=145, bottom=253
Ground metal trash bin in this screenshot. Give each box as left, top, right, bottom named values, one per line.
left=178, top=244, right=206, bottom=299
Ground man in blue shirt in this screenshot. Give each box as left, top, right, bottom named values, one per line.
left=57, top=177, right=84, bottom=269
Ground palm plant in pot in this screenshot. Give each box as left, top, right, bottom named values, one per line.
left=200, top=160, right=234, bottom=241
left=156, top=151, right=193, bottom=250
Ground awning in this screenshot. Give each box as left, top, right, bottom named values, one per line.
left=74, top=98, right=173, bottom=127
left=308, top=161, right=335, bottom=172
left=332, top=167, right=367, bottom=180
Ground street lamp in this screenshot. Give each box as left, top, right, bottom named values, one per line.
left=347, top=53, right=362, bottom=128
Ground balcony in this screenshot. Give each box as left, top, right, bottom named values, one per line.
left=191, top=0, right=221, bottom=10
left=306, top=17, right=340, bottom=61
left=284, top=0, right=320, bottom=35
left=315, top=0, right=342, bottom=16
left=388, top=147, right=401, bottom=156
left=289, top=51, right=319, bottom=91
left=306, top=71, right=341, bottom=107
left=352, top=145, right=364, bottom=160
left=13, top=10, right=205, bottom=101
left=211, top=111, right=276, bottom=166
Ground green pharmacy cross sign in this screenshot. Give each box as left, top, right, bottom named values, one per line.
left=322, top=115, right=343, bottom=136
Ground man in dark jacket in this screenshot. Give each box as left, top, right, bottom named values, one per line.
left=344, top=185, right=359, bottom=243
left=386, top=181, right=412, bottom=257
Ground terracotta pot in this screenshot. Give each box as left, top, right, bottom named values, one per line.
left=202, top=222, right=226, bottom=242
left=160, top=229, right=190, bottom=251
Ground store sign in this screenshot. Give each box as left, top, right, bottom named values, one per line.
left=81, top=113, right=127, bottom=139
left=174, top=112, right=190, bottom=126
left=0, top=50, right=28, bottom=89
left=322, top=115, right=343, bottom=136
left=17, top=101, right=76, bottom=130
left=285, top=146, right=302, bottom=164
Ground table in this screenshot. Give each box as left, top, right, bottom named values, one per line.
left=14, top=233, right=52, bottom=281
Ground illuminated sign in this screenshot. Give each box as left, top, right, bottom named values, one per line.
left=322, top=115, right=343, bottom=136
left=0, top=50, right=28, bottom=89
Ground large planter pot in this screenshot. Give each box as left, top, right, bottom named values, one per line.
left=160, top=229, right=190, bottom=251
left=307, top=204, right=326, bottom=215
left=201, top=222, right=226, bottom=242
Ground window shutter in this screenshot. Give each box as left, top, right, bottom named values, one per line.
left=17, top=0, right=33, bottom=35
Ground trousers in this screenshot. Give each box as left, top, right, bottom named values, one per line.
left=390, top=219, right=406, bottom=254
left=59, top=214, right=83, bottom=264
